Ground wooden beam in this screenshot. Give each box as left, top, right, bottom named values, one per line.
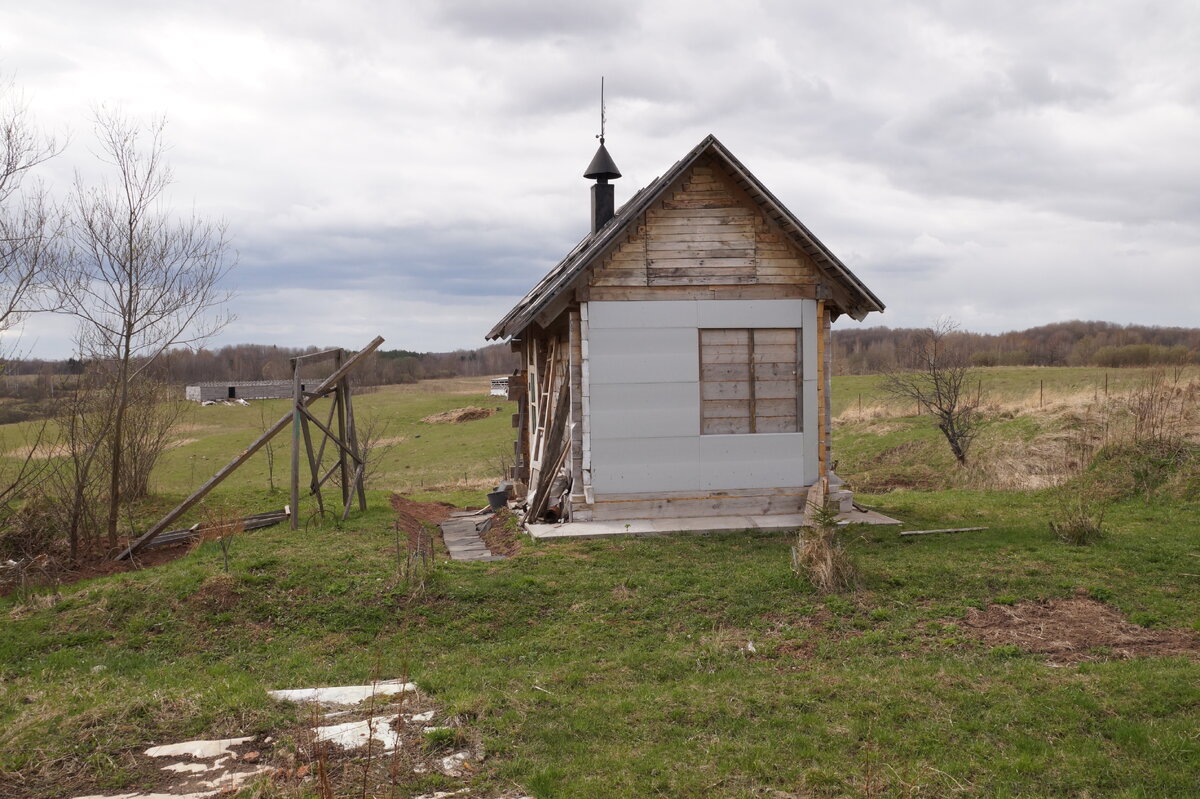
left=816, top=300, right=826, bottom=479
left=291, top=362, right=302, bottom=529
left=899, top=527, right=989, bottom=537
left=118, top=335, right=385, bottom=559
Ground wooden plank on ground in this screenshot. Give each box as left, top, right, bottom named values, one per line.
left=899, top=527, right=989, bottom=537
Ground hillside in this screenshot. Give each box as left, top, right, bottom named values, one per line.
left=1, top=370, right=1198, bottom=798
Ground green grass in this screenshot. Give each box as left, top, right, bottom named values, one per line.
left=1, top=373, right=1198, bottom=797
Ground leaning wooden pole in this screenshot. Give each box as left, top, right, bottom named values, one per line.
left=335, top=351, right=351, bottom=512
left=342, top=373, right=367, bottom=513
left=117, top=336, right=385, bottom=559
left=291, top=362, right=303, bottom=530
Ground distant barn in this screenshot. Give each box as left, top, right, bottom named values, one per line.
left=185, top=380, right=307, bottom=402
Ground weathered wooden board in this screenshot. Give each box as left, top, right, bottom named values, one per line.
left=589, top=487, right=806, bottom=521
left=586, top=285, right=817, bottom=301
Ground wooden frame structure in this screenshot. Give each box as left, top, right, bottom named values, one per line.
left=117, top=336, right=384, bottom=559
left=488, top=135, right=883, bottom=526
left=289, top=347, right=367, bottom=529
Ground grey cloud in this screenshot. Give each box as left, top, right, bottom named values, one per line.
left=432, top=0, right=638, bottom=42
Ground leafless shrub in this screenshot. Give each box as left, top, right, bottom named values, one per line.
left=396, top=519, right=436, bottom=595
left=879, top=318, right=983, bottom=466
left=259, top=404, right=278, bottom=492
left=355, top=413, right=395, bottom=489
left=195, top=502, right=244, bottom=573
left=119, top=379, right=191, bottom=499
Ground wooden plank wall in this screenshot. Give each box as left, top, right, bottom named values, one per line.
left=699, top=328, right=799, bottom=434
left=588, top=156, right=822, bottom=295
left=589, top=487, right=805, bottom=521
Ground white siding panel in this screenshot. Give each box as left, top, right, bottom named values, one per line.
left=590, top=382, right=700, bottom=441
left=591, top=436, right=700, bottom=493
left=581, top=297, right=819, bottom=498
left=697, top=299, right=806, bottom=328
left=801, top=300, right=819, bottom=477
left=589, top=327, right=699, bottom=385
left=698, top=433, right=806, bottom=489
left=801, top=300, right=818, bottom=370
left=588, top=300, right=697, bottom=329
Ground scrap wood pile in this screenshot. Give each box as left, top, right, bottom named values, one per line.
left=507, top=330, right=574, bottom=524
left=139, top=509, right=290, bottom=551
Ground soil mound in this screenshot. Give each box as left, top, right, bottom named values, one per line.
left=390, top=494, right=455, bottom=536
left=961, top=597, right=1200, bottom=665
left=420, top=406, right=495, bottom=424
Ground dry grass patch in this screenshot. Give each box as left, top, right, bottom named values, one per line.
left=3, top=442, right=69, bottom=460
left=421, top=406, right=496, bottom=424
left=960, top=597, right=1200, bottom=665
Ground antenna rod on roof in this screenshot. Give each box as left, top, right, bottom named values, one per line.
left=598, top=76, right=606, bottom=144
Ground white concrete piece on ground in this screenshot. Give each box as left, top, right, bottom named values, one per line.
left=313, top=714, right=404, bottom=751
left=268, top=678, right=414, bottom=705
left=439, top=750, right=473, bottom=777
left=160, top=763, right=208, bottom=774
left=144, top=737, right=254, bottom=759
left=526, top=508, right=900, bottom=540
left=72, top=759, right=272, bottom=799
left=75, top=794, right=209, bottom=799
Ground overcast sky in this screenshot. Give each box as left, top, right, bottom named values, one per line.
left=3, top=0, right=1198, bottom=358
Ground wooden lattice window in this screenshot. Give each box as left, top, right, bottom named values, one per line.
left=700, top=328, right=801, bottom=434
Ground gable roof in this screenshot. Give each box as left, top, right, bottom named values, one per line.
left=487, top=134, right=884, bottom=340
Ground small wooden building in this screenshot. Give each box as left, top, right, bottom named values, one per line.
left=488, top=134, right=883, bottom=523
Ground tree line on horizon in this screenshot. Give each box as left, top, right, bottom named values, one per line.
left=5, top=320, right=1196, bottom=397
left=1, top=341, right=517, bottom=389
left=831, top=320, right=1200, bottom=375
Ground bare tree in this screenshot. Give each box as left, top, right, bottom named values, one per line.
left=61, top=111, right=234, bottom=550
left=879, top=318, right=982, bottom=466
left=0, top=77, right=63, bottom=345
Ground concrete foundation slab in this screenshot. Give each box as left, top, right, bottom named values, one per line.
left=526, top=508, right=900, bottom=540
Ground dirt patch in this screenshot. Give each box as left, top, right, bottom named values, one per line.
left=960, top=597, right=1200, bottom=665
left=390, top=494, right=455, bottom=537
left=480, top=507, right=521, bottom=557
left=420, top=406, right=496, bottom=424
left=2, top=540, right=195, bottom=601
left=190, top=572, right=240, bottom=611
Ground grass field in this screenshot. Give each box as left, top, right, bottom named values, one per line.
left=1, top=369, right=1198, bottom=798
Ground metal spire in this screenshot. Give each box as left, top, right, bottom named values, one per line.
left=583, top=76, right=621, bottom=181
left=599, top=76, right=606, bottom=144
